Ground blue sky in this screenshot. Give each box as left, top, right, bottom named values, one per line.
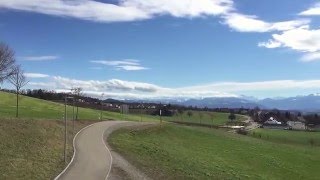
left=1, top=0, right=320, bottom=99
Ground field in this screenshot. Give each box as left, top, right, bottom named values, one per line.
left=250, top=128, right=320, bottom=146
left=0, top=118, right=97, bottom=179
left=109, top=124, right=320, bottom=180
left=145, top=111, right=247, bottom=126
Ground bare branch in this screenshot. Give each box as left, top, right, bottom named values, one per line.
left=8, top=65, right=29, bottom=92
left=0, top=42, right=16, bottom=83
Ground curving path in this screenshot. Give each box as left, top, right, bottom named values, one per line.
left=55, top=121, right=145, bottom=180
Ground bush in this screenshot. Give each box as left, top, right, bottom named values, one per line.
left=237, top=128, right=248, bottom=135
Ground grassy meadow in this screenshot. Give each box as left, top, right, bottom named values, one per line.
left=144, top=110, right=247, bottom=126
left=250, top=128, right=320, bottom=147
left=110, top=124, right=320, bottom=180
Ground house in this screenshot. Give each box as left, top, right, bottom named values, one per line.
left=262, top=117, right=286, bottom=129
left=264, top=117, right=282, bottom=125
left=287, top=121, right=306, bottom=130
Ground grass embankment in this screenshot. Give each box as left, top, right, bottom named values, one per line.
left=0, top=91, right=157, bottom=121
left=0, top=92, right=158, bottom=179
left=0, top=118, right=97, bottom=179
left=110, top=124, right=320, bottom=180
left=250, top=128, right=320, bottom=147
left=149, top=111, right=247, bottom=126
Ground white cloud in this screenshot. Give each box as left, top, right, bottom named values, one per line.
left=300, top=3, right=320, bottom=16
left=29, top=82, right=55, bottom=87
left=258, top=40, right=281, bottom=48
left=115, top=65, right=148, bottom=71
left=223, top=13, right=310, bottom=33
left=123, top=0, right=233, bottom=17
left=91, top=59, right=148, bottom=71
left=52, top=76, right=160, bottom=92
left=301, top=52, right=320, bottom=62
left=0, top=0, right=233, bottom=23
left=259, top=25, right=320, bottom=61
left=27, top=76, right=320, bottom=99
left=24, top=73, right=49, bottom=78
left=21, top=55, right=58, bottom=61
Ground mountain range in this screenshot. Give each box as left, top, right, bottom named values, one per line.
left=117, top=94, right=320, bottom=112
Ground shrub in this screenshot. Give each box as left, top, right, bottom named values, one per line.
left=237, top=128, right=248, bottom=135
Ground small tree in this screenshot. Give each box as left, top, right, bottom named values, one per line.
left=177, top=108, right=184, bottom=121
left=229, top=113, right=236, bottom=121
left=8, top=66, right=28, bottom=118
left=0, top=42, right=16, bottom=83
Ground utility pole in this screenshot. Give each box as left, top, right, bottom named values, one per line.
left=100, top=93, right=104, bottom=121
left=64, top=97, right=67, bottom=164
left=72, top=98, right=75, bottom=135
left=140, top=102, right=143, bottom=122
left=160, top=109, right=162, bottom=124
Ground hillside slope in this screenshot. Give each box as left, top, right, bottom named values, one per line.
left=0, top=91, right=154, bottom=121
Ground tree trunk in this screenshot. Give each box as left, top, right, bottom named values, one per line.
left=16, top=89, right=19, bottom=118
left=76, top=103, right=79, bottom=121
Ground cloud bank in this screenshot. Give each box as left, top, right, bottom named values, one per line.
left=26, top=75, right=320, bottom=99
left=0, top=0, right=233, bottom=22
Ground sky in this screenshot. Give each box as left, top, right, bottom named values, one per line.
left=1, top=0, right=320, bottom=100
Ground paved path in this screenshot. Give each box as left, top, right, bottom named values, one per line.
left=55, top=121, right=131, bottom=180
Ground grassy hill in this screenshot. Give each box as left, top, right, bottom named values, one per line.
left=0, top=91, right=156, bottom=121
left=0, top=91, right=249, bottom=179
left=110, top=124, right=320, bottom=179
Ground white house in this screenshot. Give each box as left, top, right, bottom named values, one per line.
left=264, top=117, right=282, bottom=125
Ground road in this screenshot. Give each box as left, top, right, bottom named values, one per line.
left=55, top=121, right=144, bottom=180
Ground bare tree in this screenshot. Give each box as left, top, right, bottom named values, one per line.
left=8, top=66, right=28, bottom=118
left=72, top=87, right=83, bottom=120
left=0, top=42, right=16, bottom=83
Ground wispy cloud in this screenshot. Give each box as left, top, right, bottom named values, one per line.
left=91, top=59, right=148, bottom=71
left=223, top=13, right=309, bottom=33
left=21, top=55, right=58, bottom=61
left=24, top=73, right=49, bottom=78
left=301, top=52, right=320, bottom=62
left=0, top=0, right=233, bottom=23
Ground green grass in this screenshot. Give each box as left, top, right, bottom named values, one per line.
left=109, top=124, right=320, bottom=180
left=0, top=118, right=96, bottom=179
left=0, top=91, right=158, bottom=179
left=0, top=91, right=157, bottom=122
left=155, top=111, right=247, bottom=126
left=250, top=128, right=320, bottom=147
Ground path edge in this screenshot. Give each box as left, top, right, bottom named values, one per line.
left=53, top=122, right=98, bottom=180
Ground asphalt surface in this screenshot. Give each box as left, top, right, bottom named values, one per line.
left=56, top=121, right=128, bottom=180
